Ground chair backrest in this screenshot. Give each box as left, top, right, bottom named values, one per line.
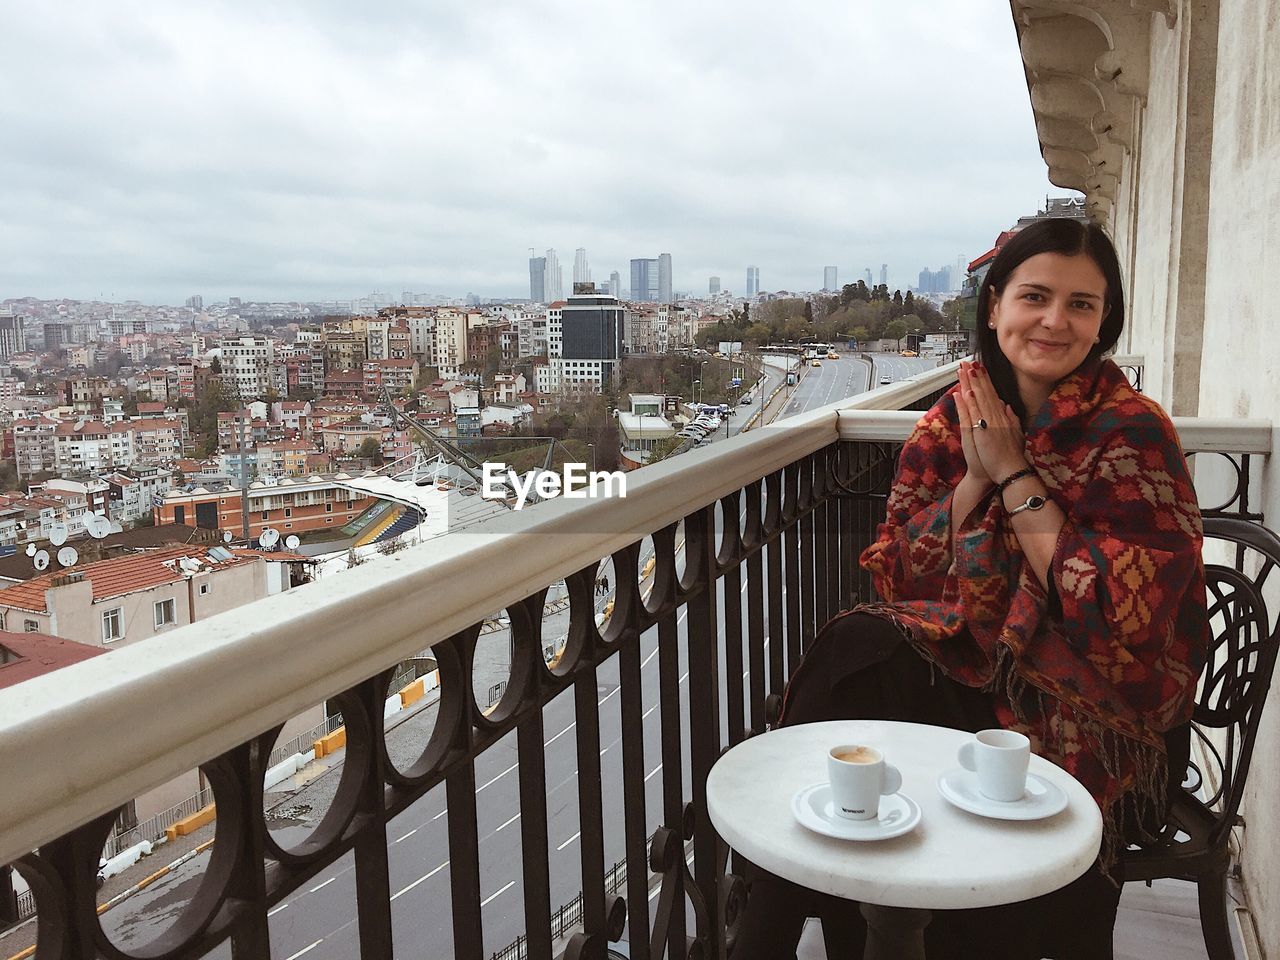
left=1187, top=516, right=1280, bottom=845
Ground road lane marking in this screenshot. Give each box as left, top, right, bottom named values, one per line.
left=268, top=903, right=289, bottom=917
left=432, top=808, right=447, bottom=821
left=545, top=722, right=576, bottom=746
left=497, top=813, right=520, bottom=832
left=640, top=646, right=659, bottom=668
left=598, top=687, right=619, bottom=705
left=557, top=831, right=581, bottom=851
left=642, top=705, right=657, bottom=719
left=644, top=763, right=663, bottom=782
left=391, top=861, right=449, bottom=901
left=600, top=746, right=608, bottom=756
left=480, top=880, right=515, bottom=906
left=477, top=761, right=519, bottom=793
left=284, top=941, right=322, bottom=960
left=309, top=877, right=336, bottom=893
left=679, top=671, right=689, bottom=684
left=395, top=828, right=417, bottom=843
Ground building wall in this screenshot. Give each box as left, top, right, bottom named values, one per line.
left=1017, top=1, right=1280, bottom=946
left=1108, top=0, right=1279, bottom=946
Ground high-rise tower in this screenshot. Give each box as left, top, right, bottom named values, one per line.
left=658, top=253, right=673, bottom=304
left=573, top=248, right=591, bottom=285
left=823, top=266, right=838, bottom=291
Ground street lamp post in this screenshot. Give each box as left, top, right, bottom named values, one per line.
left=693, top=379, right=701, bottom=407
left=587, top=442, right=595, bottom=472
left=699, top=361, right=708, bottom=408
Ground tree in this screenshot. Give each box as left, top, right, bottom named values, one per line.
left=803, top=301, right=814, bottom=324
left=357, top=437, right=383, bottom=465
left=884, top=319, right=908, bottom=350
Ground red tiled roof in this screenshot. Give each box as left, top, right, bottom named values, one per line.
left=0, top=631, right=107, bottom=690
left=0, top=546, right=258, bottom=611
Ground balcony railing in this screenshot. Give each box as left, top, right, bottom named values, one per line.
left=0, top=357, right=1271, bottom=960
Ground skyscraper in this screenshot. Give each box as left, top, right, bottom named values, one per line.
left=709, top=276, right=721, bottom=294
left=879, top=264, right=888, bottom=287
left=573, top=248, right=591, bottom=285
left=746, top=266, right=760, bottom=297
left=529, top=254, right=547, bottom=303
left=864, top=267, right=873, bottom=285
left=955, top=255, right=967, bottom=290
left=823, top=266, right=838, bottom=291
left=630, top=258, right=659, bottom=302
left=658, top=253, right=673, bottom=304
left=545, top=249, right=564, bottom=302
left=609, top=271, right=621, bottom=297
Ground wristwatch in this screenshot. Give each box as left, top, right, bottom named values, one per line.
left=1008, top=494, right=1047, bottom=516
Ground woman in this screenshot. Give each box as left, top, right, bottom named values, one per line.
left=734, top=217, right=1208, bottom=959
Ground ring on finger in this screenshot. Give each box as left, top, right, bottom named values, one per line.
left=973, top=418, right=988, bottom=430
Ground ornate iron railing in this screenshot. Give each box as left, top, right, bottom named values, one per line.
left=0, top=358, right=1271, bottom=960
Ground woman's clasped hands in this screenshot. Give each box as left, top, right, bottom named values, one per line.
left=954, top=360, right=1028, bottom=487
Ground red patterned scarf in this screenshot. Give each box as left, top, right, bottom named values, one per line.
left=857, top=358, right=1208, bottom=866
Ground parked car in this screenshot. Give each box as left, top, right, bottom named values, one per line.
left=879, top=376, right=892, bottom=385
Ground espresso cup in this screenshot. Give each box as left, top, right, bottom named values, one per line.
left=958, top=729, right=1030, bottom=802
left=827, top=744, right=902, bottom=820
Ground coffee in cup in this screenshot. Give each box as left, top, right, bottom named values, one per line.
left=827, top=744, right=902, bottom=820
left=958, top=729, right=1030, bottom=802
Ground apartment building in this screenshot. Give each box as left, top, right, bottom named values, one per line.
left=103, top=468, right=174, bottom=525
left=220, top=336, right=274, bottom=400
left=433, top=310, right=468, bottom=380
left=0, top=545, right=304, bottom=649
left=11, top=417, right=57, bottom=478
left=53, top=420, right=112, bottom=474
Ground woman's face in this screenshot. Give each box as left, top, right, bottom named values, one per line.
left=988, top=251, right=1108, bottom=404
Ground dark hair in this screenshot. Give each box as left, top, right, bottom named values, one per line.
left=974, top=217, right=1125, bottom=421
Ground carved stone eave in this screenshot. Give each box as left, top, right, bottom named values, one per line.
left=1010, top=0, right=1163, bottom=221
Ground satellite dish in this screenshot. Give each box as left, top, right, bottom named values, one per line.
left=285, top=535, right=300, bottom=549
left=108, top=521, right=123, bottom=534
left=88, top=515, right=110, bottom=539
left=260, top=528, right=280, bottom=548
left=25, top=544, right=36, bottom=557
left=49, top=523, right=68, bottom=546
left=222, top=530, right=233, bottom=543
left=33, top=550, right=49, bottom=571
left=57, top=547, right=78, bottom=568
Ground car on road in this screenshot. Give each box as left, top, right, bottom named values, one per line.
left=827, top=351, right=839, bottom=360
left=879, top=376, right=892, bottom=385
left=740, top=395, right=753, bottom=405
left=811, top=360, right=822, bottom=368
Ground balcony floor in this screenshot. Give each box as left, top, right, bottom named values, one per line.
left=795, top=878, right=1217, bottom=959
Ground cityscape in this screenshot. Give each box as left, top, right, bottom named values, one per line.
left=2, top=0, right=1275, bottom=959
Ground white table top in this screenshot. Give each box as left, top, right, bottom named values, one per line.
left=705, top=720, right=1103, bottom=910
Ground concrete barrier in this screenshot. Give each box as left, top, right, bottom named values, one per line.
left=164, top=803, right=215, bottom=842
left=314, top=727, right=346, bottom=759
left=400, top=677, right=426, bottom=708
left=263, top=751, right=315, bottom=791
left=99, top=840, right=152, bottom=882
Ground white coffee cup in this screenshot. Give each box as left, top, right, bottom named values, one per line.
left=827, top=744, right=902, bottom=820
left=958, top=729, right=1031, bottom=802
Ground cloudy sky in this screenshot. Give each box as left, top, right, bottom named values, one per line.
left=1, top=1, right=1065, bottom=305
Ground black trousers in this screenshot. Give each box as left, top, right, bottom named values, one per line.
left=731, top=613, right=1125, bottom=960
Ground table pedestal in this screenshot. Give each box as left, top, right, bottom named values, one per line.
left=860, top=903, right=930, bottom=960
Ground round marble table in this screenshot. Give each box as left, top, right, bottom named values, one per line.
left=706, top=720, right=1103, bottom=959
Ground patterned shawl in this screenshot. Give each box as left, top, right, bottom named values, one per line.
left=857, top=358, right=1208, bottom=866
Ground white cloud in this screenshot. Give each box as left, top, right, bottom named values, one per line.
left=0, top=0, right=1065, bottom=303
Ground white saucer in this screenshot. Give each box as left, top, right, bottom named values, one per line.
left=937, top=768, right=1068, bottom=820
left=791, top=782, right=921, bottom=841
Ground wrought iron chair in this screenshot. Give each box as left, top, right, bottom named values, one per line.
left=1120, top=516, right=1280, bottom=960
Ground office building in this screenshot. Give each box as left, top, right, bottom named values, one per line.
left=529, top=255, right=547, bottom=303
left=630, top=259, right=659, bottom=303
left=824, top=266, right=838, bottom=291
left=864, top=267, right=873, bottom=285
left=0, top=311, right=26, bottom=360
left=879, top=264, right=888, bottom=287
left=555, top=289, right=624, bottom=394
left=746, top=266, right=760, bottom=297
left=608, top=271, right=621, bottom=298
left=709, top=276, right=721, bottom=294
left=185, top=295, right=204, bottom=311
left=573, top=248, right=591, bottom=286
left=917, top=265, right=954, bottom=294
left=658, top=253, right=672, bottom=304
left=544, top=248, right=563, bottom=302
